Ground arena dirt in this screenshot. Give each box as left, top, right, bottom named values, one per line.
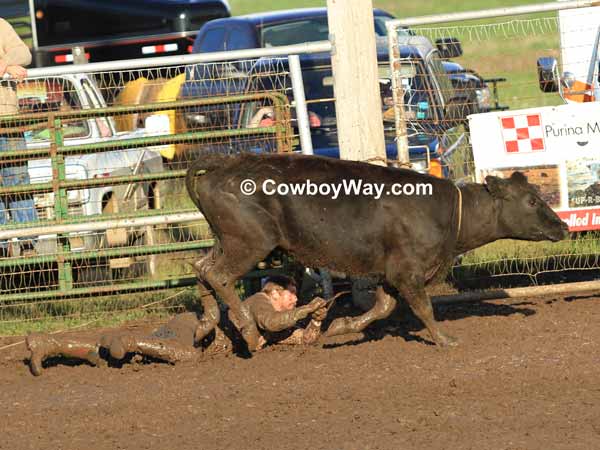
left=2, top=292, right=600, bottom=450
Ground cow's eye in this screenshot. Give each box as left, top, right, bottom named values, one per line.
left=528, top=198, right=537, bottom=207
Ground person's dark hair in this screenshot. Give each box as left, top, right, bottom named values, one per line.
left=261, top=275, right=296, bottom=294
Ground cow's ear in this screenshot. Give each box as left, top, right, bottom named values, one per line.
left=509, top=171, right=528, bottom=185
left=485, top=175, right=510, bottom=199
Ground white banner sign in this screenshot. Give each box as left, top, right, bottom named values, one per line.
left=469, top=102, right=600, bottom=231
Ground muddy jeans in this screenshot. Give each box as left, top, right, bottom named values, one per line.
left=0, top=135, right=38, bottom=248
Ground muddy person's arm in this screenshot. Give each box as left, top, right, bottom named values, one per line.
left=253, top=302, right=313, bottom=332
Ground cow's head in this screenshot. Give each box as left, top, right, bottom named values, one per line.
left=485, top=172, right=569, bottom=242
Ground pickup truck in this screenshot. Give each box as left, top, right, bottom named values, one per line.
left=183, top=7, right=504, bottom=177
left=13, top=74, right=164, bottom=257
left=13, top=0, right=230, bottom=67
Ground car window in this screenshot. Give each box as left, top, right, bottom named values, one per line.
left=427, top=51, right=456, bottom=106
left=259, top=16, right=395, bottom=47
left=17, top=78, right=89, bottom=142
left=260, top=19, right=329, bottom=47
left=380, top=62, right=437, bottom=120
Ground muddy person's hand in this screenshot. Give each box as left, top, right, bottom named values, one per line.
left=306, top=297, right=327, bottom=313
left=311, top=306, right=328, bottom=322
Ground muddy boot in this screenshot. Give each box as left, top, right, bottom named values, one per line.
left=106, top=334, right=137, bottom=360
left=26, top=333, right=101, bottom=376
left=26, top=333, right=52, bottom=376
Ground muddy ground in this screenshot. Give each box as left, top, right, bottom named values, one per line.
left=2, top=292, right=600, bottom=450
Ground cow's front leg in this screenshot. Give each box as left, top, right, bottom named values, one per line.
left=325, top=286, right=396, bottom=337
left=397, top=279, right=457, bottom=347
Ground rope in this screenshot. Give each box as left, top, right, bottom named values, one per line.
left=455, top=185, right=463, bottom=244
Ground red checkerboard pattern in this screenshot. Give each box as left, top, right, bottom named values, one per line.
left=500, top=113, right=545, bottom=153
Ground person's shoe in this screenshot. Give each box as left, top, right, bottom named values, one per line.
left=108, top=336, right=127, bottom=360
left=107, top=335, right=136, bottom=360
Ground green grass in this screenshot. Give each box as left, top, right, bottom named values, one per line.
left=228, top=0, right=552, bottom=17
left=0, top=288, right=199, bottom=336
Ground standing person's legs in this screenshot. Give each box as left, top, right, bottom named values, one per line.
left=0, top=136, right=12, bottom=255
left=0, top=134, right=38, bottom=252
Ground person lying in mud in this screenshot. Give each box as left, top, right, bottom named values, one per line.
left=26, top=276, right=328, bottom=376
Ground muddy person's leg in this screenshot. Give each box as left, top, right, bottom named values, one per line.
left=105, top=334, right=198, bottom=364
left=194, top=280, right=221, bottom=343
left=26, top=333, right=101, bottom=376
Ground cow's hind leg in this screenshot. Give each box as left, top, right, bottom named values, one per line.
left=194, top=239, right=276, bottom=351
left=325, top=286, right=396, bottom=337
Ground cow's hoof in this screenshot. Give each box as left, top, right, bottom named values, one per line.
left=324, top=317, right=354, bottom=337
left=434, top=332, right=458, bottom=347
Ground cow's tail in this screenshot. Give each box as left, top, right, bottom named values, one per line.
left=185, top=152, right=233, bottom=212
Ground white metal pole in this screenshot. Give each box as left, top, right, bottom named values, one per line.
left=26, top=41, right=332, bottom=78
left=289, top=54, right=313, bottom=155
left=398, top=0, right=600, bottom=26
left=0, top=212, right=205, bottom=240
left=27, top=0, right=38, bottom=49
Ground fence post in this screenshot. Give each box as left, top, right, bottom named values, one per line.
left=326, top=0, right=386, bottom=165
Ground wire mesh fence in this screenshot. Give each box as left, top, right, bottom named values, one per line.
left=387, top=9, right=600, bottom=289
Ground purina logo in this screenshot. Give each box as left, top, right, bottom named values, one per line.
left=500, top=113, right=545, bottom=153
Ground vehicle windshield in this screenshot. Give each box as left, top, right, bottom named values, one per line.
left=427, top=51, right=455, bottom=106
left=291, top=62, right=437, bottom=127
left=379, top=63, right=438, bottom=122
left=259, top=15, right=404, bottom=47
left=17, top=78, right=88, bottom=141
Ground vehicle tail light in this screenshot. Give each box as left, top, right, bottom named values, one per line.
left=141, top=43, right=178, bottom=55
left=54, top=52, right=90, bottom=64
left=428, top=159, right=443, bottom=178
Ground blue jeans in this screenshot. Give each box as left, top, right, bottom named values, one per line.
left=0, top=136, right=38, bottom=247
